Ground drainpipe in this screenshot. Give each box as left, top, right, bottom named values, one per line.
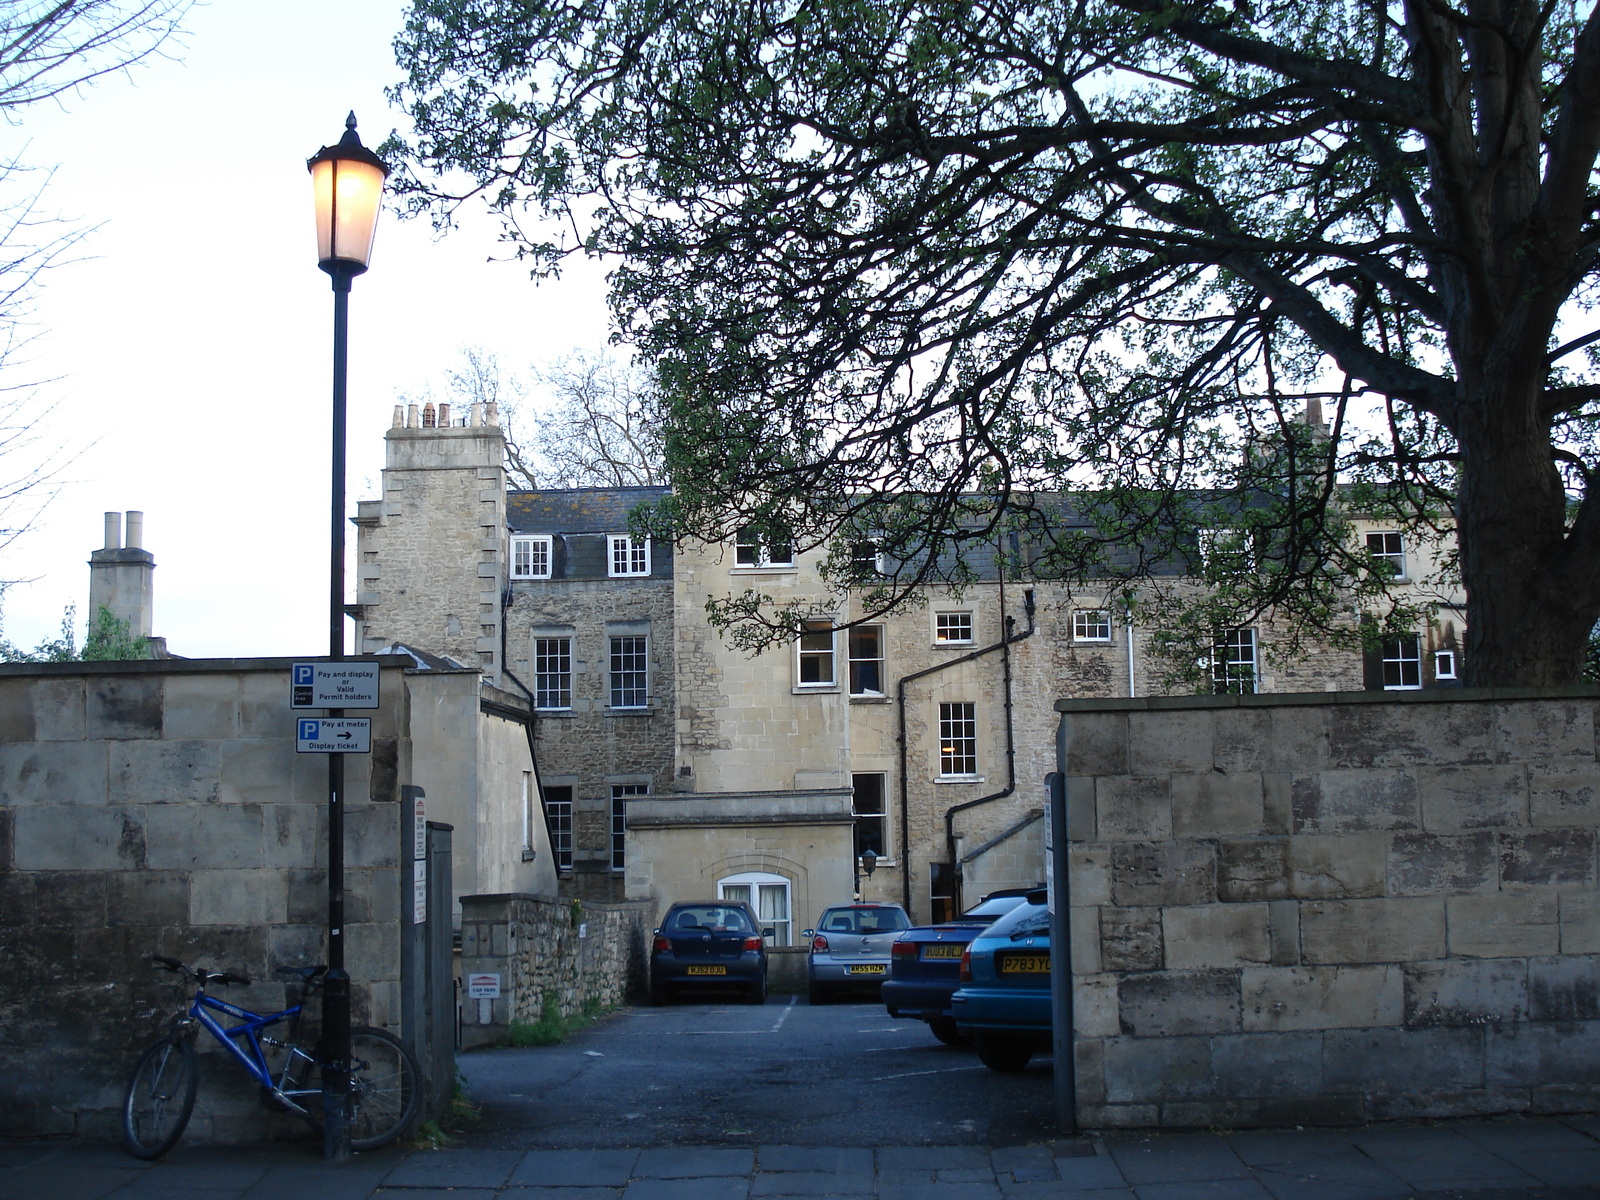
left=1125, top=603, right=1137, bottom=698
left=895, top=584, right=1036, bottom=914
left=942, top=586, right=1036, bottom=915
left=501, top=587, right=562, bottom=872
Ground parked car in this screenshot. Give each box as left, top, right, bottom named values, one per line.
left=649, top=900, right=770, bottom=1005
left=950, top=888, right=1052, bottom=1070
left=881, top=887, right=1040, bottom=1044
left=803, top=903, right=912, bottom=1003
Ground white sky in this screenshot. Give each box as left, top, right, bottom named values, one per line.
left=0, top=0, right=611, bottom=657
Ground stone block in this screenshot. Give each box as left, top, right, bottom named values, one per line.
left=346, top=920, right=401, bottom=982
left=0, top=741, right=108, bottom=807
left=34, top=871, right=107, bottom=926
left=1077, top=1102, right=1160, bottom=1128
left=160, top=675, right=239, bottom=740
left=1499, top=829, right=1595, bottom=889
left=1160, top=1099, right=1262, bottom=1128
left=1071, top=905, right=1101, bottom=975
left=1529, top=763, right=1600, bottom=827
left=1529, top=955, right=1600, bottom=1021
left=1064, top=712, right=1128, bottom=776
left=1172, top=773, right=1264, bottom=837
left=1242, top=965, right=1403, bottom=1031
left=1294, top=769, right=1422, bottom=834
left=1212, top=709, right=1273, bottom=774
left=1218, top=838, right=1289, bottom=902
left=1404, top=958, right=1528, bottom=1026
left=110, top=741, right=221, bottom=806
left=1209, top=1031, right=1324, bottom=1096
left=30, top=677, right=85, bottom=741
left=1262, top=773, right=1293, bottom=835
left=144, top=804, right=264, bottom=869
left=1368, top=1087, right=1530, bottom=1121
left=1487, top=1020, right=1600, bottom=1087
left=1387, top=831, right=1497, bottom=896
left=1533, top=1083, right=1600, bottom=1114
left=1073, top=1037, right=1106, bottom=1103
left=1128, top=709, right=1212, bottom=774
left=1496, top=700, right=1595, bottom=761
left=1257, top=1094, right=1366, bottom=1127
left=13, top=806, right=143, bottom=870
left=264, top=805, right=321, bottom=870
left=1118, top=969, right=1240, bottom=1037
left=1323, top=1025, right=1486, bottom=1091
left=1269, top=899, right=1300, bottom=965
left=85, top=676, right=162, bottom=740
left=1111, top=840, right=1215, bottom=906
left=1100, top=906, right=1163, bottom=972
left=1102, top=1035, right=1214, bottom=1101
left=1417, top=765, right=1527, bottom=830
left=1095, top=776, right=1171, bottom=841
left=1068, top=845, right=1111, bottom=907
left=1075, top=975, right=1120, bottom=1037
left=188, top=869, right=287, bottom=925
left=237, top=671, right=286, bottom=739
left=1289, top=834, right=1387, bottom=899
left=0, top=678, right=34, bottom=742
left=1300, top=897, right=1446, bottom=964
left=219, top=738, right=299, bottom=807
left=1447, top=893, right=1559, bottom=958
left=345, top=804, right=400, bottom=869
left=1561, top=893, right=1600, bottom=954
left=1329, top=703, right=1494, bottom=769
left=1163, top=904, right=1271, bottom=969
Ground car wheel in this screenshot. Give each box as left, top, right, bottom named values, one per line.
left=974, top=1032, right=1033, bottom=1072
left=747, top=976, right=767, bottom=1005
left=928, top=1017, right=970, bottom=1046
left=808, top=982, right=827, bottom=1005
left=649, top=983, right=669, bottom=1007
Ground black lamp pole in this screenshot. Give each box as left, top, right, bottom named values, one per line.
left=307, top=112, right=388, bottom=1162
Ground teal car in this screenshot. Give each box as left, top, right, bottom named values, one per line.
left=950, top=889, right=1052, bottom=1071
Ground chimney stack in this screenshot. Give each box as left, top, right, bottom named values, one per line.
left=88, top=510, right=155, bottom=638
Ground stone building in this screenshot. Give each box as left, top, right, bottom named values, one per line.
left=354, top=404, right=1465, bottom=933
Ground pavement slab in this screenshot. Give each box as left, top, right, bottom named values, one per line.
left=509, top=1150, right=641, bottom=1187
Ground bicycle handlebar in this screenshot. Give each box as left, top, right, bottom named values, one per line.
left=148, top=955, right=252, bottom=987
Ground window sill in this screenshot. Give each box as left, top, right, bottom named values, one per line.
left=932, top=641, right=975, bottom=649
left=793, top=685, right=840, bottom=695
left=731, top=564, right=797, bottom=573
left=849, top=693, right=890, bottom=704
left=607, top=706, right=654, bottom=716
left=935, top=775, right=985, bottom=784
left=535, top=708, right=575, bottom=717
left=1073, top=638, right=1113, bottom=645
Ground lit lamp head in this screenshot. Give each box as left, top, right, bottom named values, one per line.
left=308, top=112, right=390, bottom=278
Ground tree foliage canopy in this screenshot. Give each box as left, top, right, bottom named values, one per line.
left=388, top=0, right=1600, bottom=685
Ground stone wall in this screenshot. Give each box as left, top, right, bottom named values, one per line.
left=1059, top=688, right=1600, bottom=1129
left=0, top=658, right=412, bottom=1141
left=457, top=894, right=655, bottom=1048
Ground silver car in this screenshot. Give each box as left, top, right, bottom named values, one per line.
left=803, top=903, right=912, bottom=1003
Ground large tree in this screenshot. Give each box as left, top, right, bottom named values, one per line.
left=387, top=0, right=1599, bottom=686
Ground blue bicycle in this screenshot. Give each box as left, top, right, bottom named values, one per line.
left=122, top=955, right=419, bottom=1159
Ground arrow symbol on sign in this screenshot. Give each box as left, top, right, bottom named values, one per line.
left=338, top=731, right=354, bottom=741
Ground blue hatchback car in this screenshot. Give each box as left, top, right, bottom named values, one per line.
left=950, top=889, right=1052, bottom=1071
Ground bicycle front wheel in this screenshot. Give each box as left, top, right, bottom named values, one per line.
left=122, top=1034, right=197, bottom=1159
left=348, top=1027, right=420, bottom=1149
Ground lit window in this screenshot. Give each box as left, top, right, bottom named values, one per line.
left=797, top=620, right=836, bottom=686
left=1367, top=532, right=1407, bottom=580
left=718, top=871, right=792, bottom=945
left=611, top=783, right=647, bottom=870
left=1435, top=649, right=1457, bottom=681
left=939, top=702, right=978, bottom=777
left=533, top=637, right=572, bottom=709
left=510, top=535, right=552, bottom=579
left=734, top=528, right=793, bottom=567
left=609, top=635, right=649, bottom=708
left=544, top=785, right=573, bottom=870
left=935, top=612, right=973, bottom=644
left=608, top=534, right=650, bottom=577
left=848, top=625, right=884, bottom=696
left=1073, top=610, right=1112, bottom=642
left=852, top=773, right=886, bottom=859
left=1382, top=634, right=1423, bottom=689
left=1210, top=629, right=1258, bottom=695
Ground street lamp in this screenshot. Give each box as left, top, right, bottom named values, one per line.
left=307, top=112, right=388, bottom=1161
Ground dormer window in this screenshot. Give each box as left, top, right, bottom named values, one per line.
left=608, top=534, right=650, bottom=577
left=510, top=535, right=552, bottom=580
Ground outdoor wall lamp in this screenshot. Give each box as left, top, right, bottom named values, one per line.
left=861, top=849, right=878, bottom=877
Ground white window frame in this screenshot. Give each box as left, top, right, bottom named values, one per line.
left=543, top=784, right=573, bottom=871
left=610, top=783, right=647, bottom=870
left=509, top=534, right=552, bottom=580
left=934, top=611, right=974, bottom=645
left=1072, top=609, right=1112, bottom=643
left=532, top=636, right=573, bottom=710
left=1435, top=649, right=1457, bottom=681
left=1199, top=527, right=1258, bottom=573
left=848, top=624, right=885, bottom=696
left=796, top=620, right=837, bottom=688
left=608, top=534, right=651, bottom=577
left=717, top=871, right=792, bottom=946
left=1382, top=634, right=1423, bottom=690
left=609, top=634, right=650, bottom=709
left=1210, top=628, right=1258, bottom=695
left=851, top=772, right=889, bottom=862
left=938, top=701, right=979, bottom=779
left=850, top=537, right=888, bottom=577
left=1366, top=531, right=1408, bottom=581
left=734, top=528, right=794, bottom=569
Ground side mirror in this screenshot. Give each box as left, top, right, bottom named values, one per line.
left=762, top=927, right=775, bottom=939
left=801, top=929, right=815, bottom=940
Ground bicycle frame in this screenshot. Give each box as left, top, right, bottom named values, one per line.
left=185, top=992, right=316, bottom=1115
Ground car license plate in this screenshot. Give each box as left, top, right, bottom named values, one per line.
left=846, top=964, right=885, bottom=975
left=686, top=965, right=726, bottom=975
left=921, top=944, right=963, bottom=959
left=1000, top=953, right=1050, bottom=974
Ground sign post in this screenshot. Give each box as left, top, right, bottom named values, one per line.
left=1046, top=771, right=1076, bottom=1133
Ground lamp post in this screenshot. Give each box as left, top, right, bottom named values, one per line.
left=307, top=112, right=388, bottom=1161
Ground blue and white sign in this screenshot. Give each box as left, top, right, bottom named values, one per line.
left=290, top=661, right=380, bottom=710
left=295, top=717, right=372, bottom=754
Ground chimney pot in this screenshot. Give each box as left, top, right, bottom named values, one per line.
left=125, top=511, right=144, bottom=550
left=103, top=512, right=122, bottom=550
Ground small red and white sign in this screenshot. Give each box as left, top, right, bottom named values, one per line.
left=466, top=973, right=501, bottom=999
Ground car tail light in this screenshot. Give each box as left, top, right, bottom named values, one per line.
left=652, top=935, right=669, bottom=954
left=959, top=946, right=973, bottom=982
left=811, top=934, right=829, bottom=952
left=891, top=940, right=915, bottom=959
left=743, top=936, right=763, bottom=952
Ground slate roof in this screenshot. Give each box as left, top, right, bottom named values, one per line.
left=507, top=487, right=670, bottom=535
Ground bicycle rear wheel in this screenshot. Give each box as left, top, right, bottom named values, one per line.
left=122, top=1034, right=197, bottom=1159
left=296, top=1027, right=421, bottom=1151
